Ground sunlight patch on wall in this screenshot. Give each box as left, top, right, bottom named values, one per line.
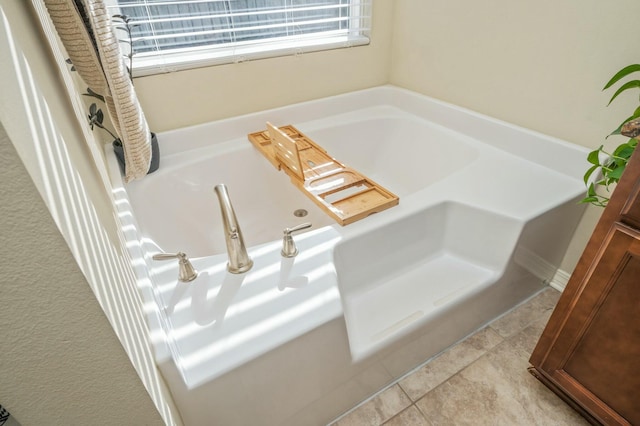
left=1, top=5, right=180, bottom=424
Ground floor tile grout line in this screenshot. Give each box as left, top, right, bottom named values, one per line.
left=489, top=285, right=550, bottom=323
left=413, top=400, right=433, bottom=426
left=328, top=381, right=394, bottom=424
left=333, top=329, right=519, bottom=423
left=398, top=327, right=508, bottom=402
left=329, top=286, right=559, bottom=425
left=394, top=322, right=501, bottom=398
left=410, top=336, right=545, bottom=425
left=487, top=287, right=555, bottom=337
left=331, top=324, right=499, bottom=424
left=381, top=403, right=425, bottom=426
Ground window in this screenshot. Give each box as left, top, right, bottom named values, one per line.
left=105, top=0, right=371, bottom=76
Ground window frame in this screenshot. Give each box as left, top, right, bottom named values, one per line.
left=103, top=0, right=372, bottom=76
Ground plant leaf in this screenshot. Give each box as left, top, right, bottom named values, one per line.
left=603, top=64, right=640, bottom=90
left=580, top=196, right=600, bottom=204
left=607, top=80, right=640, bottom=106
left=580, top=182, right=610, bottom=206
left=613, top=143, right=635, bottom=160
left=583, top=164, right=600, bottom=185
left=608, top=165, right=625, bottom=180
left=587, top=147, right=603, bottom=165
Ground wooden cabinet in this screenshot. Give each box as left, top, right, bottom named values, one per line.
left=529, top=145, right=640, bottom=425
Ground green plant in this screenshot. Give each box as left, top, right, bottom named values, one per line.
left=582, top=65, right=640, bottom=207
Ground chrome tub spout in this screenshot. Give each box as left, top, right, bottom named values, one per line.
left=214, top=184, right=253, bottom=274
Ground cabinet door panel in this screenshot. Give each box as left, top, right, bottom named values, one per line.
left=621, top=180, right=640, bottom=229
left=541, top=224, right=640, bottom=425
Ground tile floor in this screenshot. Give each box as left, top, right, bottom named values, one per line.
left=330, top=288, right=589, bottom=425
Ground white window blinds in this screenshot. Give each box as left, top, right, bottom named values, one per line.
left=105, top=0, right=371, bottom=75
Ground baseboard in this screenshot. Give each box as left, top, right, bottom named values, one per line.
left=514, top=246, right=571, bottom=293
left=549, top=268, right=571, bottom=292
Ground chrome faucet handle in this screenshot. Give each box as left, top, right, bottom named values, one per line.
left=281, top=223, right=312, bottom=258
left=152, top=252, right=198, bottom=282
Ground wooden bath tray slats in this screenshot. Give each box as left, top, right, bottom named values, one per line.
left=248, top=123, right=399, bottom=225
left=268, top=122, right=306, bottom=180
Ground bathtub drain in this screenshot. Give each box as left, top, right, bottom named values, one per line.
left=293, top=209, right=308, bottom=217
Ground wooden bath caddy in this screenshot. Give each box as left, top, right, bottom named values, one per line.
left=248, top=123, right=399, bottom=225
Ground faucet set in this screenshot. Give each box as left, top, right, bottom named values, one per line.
left=214, top=184, right=254, bottom=274
left=155, top=183, right=311, bottom=281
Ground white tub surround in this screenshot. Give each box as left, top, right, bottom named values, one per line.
left=109, top=86, right=588, bottom=425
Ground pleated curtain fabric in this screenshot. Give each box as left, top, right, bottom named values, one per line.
left=43, top=0, right=152, bottom=182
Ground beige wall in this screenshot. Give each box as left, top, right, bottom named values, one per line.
left=389, top=0, right=640, bottom=272
left=0, top=122, right=163, bottom=425
left=0, top=1, right=178, bottom=424
left=134, top=0, right=394, bottom=131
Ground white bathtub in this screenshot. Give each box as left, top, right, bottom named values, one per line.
left=108, top=86, right=587, bottom=425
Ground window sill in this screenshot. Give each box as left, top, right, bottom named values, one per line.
left=131, top=35, right=370, bottom=77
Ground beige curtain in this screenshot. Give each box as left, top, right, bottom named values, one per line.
left=43, top=0, right=152, bottom=182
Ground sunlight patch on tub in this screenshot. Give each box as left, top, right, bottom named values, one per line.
left=241, top=259, right=281, bottom=284
left=295, top=236, right=341, bottom=260
left=248, top=240, right=282, bottom=257
left=168, top=261, right=336, bottom=340
left=178, top=285, right=341, bottom=372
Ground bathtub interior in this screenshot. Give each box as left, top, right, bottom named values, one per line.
left=124, top=107, right=489, bottom=259
left=299, top=109, right=481, bottom=196
left=333, top=201, right=523, bottom=360
left=124, top=139, right=334, bottom=258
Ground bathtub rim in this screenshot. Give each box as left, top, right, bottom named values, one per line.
left=155, top=84, right=589, bottom=180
